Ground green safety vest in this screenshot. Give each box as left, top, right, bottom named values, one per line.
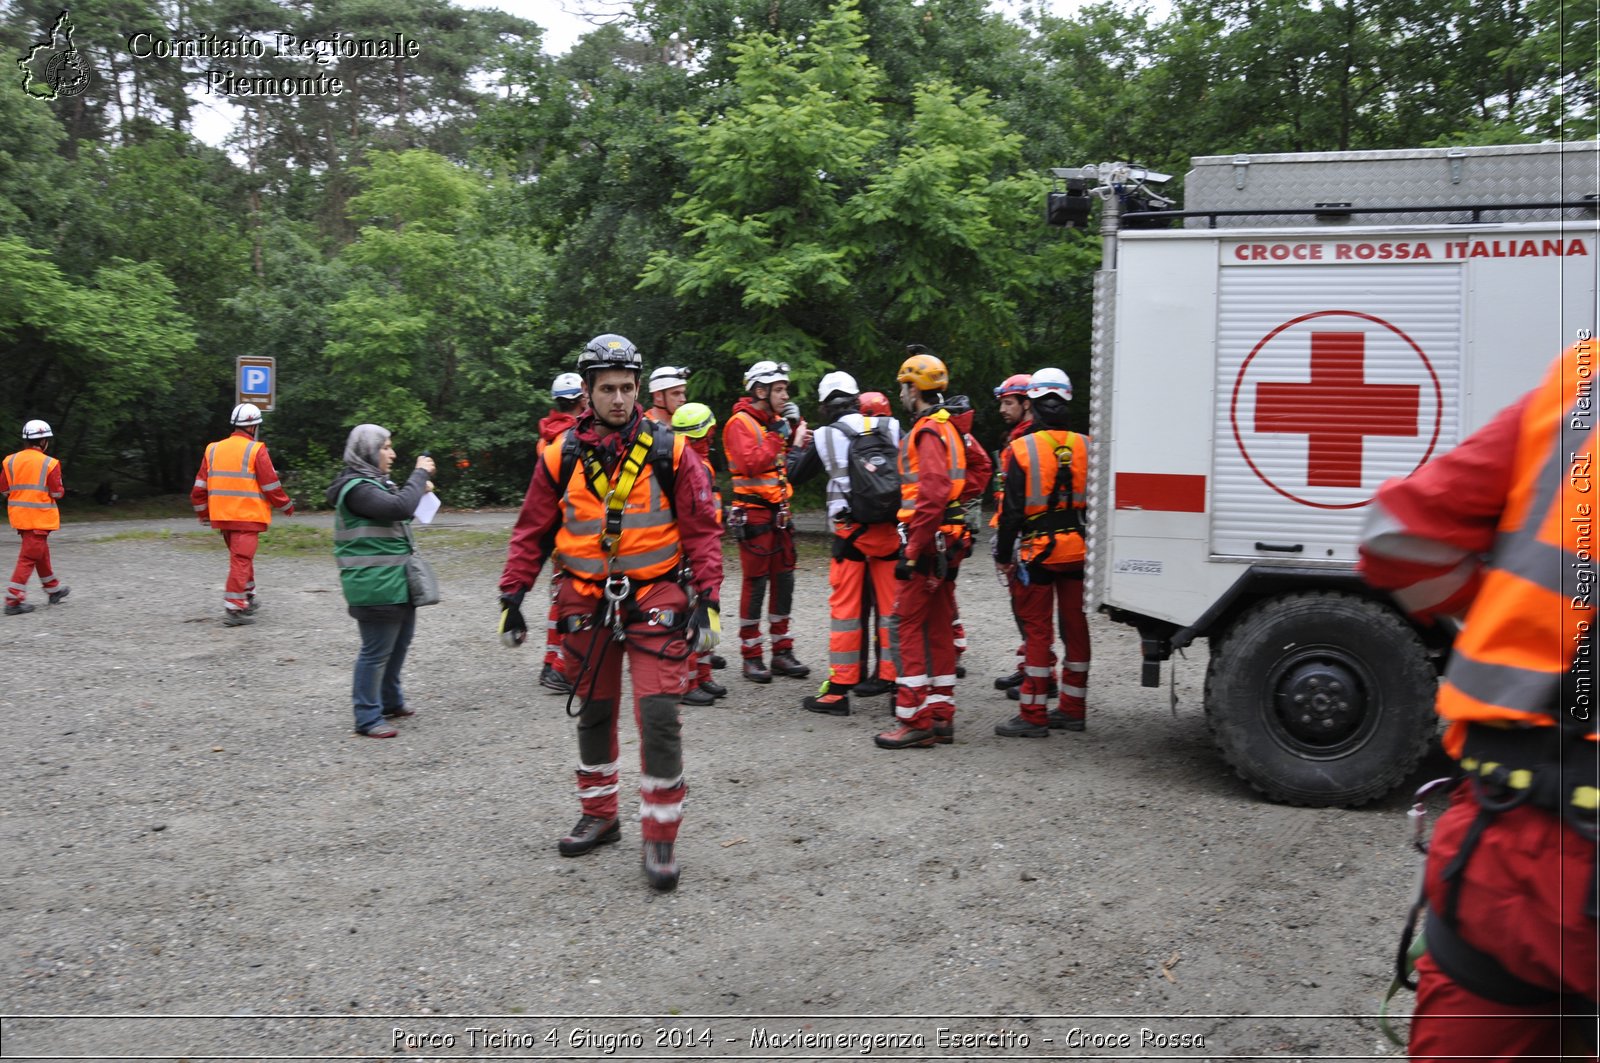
left=333, top=477, right=412, bottom=607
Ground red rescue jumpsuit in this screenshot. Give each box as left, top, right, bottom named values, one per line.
left=723, top=398, right=799, bottom=662
left=2, top=447, right=66, bottom=606
left=191, top=430, right=294, bottom=613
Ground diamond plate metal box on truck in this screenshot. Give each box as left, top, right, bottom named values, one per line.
left=1087, top=141, right=1599, bottom=806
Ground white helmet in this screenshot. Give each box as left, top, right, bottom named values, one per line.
left=649, top=365, right=691, bottom=393
left=552, top=372, right=584, bottom=398
left=230, top=402, right=264, bottom=427
left=21, top=419, right=53, bottom=440
left=743, top=360, right=790, bottom=390
left=1026, top=367, right=1073, bottom=401
left=817, top=370, right=859, bottom=404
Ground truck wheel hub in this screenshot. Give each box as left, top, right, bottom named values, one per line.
left=1275, top=658, right=1366, bottom=748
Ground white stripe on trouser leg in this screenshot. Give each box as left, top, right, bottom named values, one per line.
left=898, top=674, right=929, bottom=688
left=640, top=799, right=684, bottom=823
left=1065, top=661, right=1089, bottom=671
left=578, top=759, right=621, bottom=775
left=1025, top=665, right=1053, bottom=677
left=767, top=614, right=789, bottom=623
left=741, top=636, right=765, bottom=649
left=8, top=581, right=25, bottom=593
left=577, top=783, right=619, bottom=799
left=932, top=674, right=957, bottom=687
left=639, top=774, right=684, bottom=792
left=1063, top=684, right=1087, bottom=698
left=925, top=692, right=953, bottom=707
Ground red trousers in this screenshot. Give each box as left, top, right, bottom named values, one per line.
left=543, top=594, right=565, bottom=669
left=1014, top=567, right=1091, bottom=725
left=218, top=529, right=258, bottom=612
left=7, top=530, right=60, bottom=605
left=891, top=569, right=959, bottom=729
left=558, top=579, right=692, bottom=844
left=826, top=525, right=900, bottom=688
left=735, top=514, right=796, bottom=658
left=1409, top=783, right=1598, bottom=1061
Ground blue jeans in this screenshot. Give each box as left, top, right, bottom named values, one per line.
left=352, top=610, right=416, bottom=732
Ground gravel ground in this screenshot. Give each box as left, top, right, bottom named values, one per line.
left=0, top=512, right=1447, bottom=1061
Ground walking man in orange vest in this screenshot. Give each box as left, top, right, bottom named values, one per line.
left=191, top=403, right=295, bottom=626
left=1359, top=339, right=1597, bottom=1059
left=499, top=334, right=723, bottom=891
left=723, top=360, right=812, bottom=683
left=876, top=348, right=971, bottom=749
left=3, top=419, right=69, bottom=615
left=992, top=368, right=1091, bottom=736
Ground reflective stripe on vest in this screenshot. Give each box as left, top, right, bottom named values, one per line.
left=727, top=410, right=791, bottom=505
left=545, top=429, right=686, bottom=582
left=5, top=450, right=60, bottom=531
left=1437, top=342, right=1598, bottom=743
left=896, top=410, right=966, bottom=526
left=333, top=477, right=411, bottom=606
left=205, top=437, right=271, bottom=523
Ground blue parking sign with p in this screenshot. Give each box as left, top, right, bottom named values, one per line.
left=236, top=356, right=276, bottom=411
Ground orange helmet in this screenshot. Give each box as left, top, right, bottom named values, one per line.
left=858, top=391, right=892, bottom=417
left=897, top=351, right=948, bottom=392
left=994, top=373, right=1031, bottom=398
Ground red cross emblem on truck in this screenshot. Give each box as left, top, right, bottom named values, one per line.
left=1230, top=310, right=1444, bottom=509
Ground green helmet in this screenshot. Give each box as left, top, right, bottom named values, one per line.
left=671, top=401, right=716, bottom=439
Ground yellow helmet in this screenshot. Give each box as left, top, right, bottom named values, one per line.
left=671, top=401, right=717, bottom=439
left=897, top=350, right=948, bottom=392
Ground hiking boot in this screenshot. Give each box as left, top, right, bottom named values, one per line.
left=222, top=610, right=254, bottom=627
left=558, top=815, right=620, bottom=857
left=1007, top=679, right=1057, bottom=702
left=770, top=650, right=811, bottom=678
left=5, top=602, right=35, bottom=616
left=642, top=840, right=679, bottom=891
left=995, top=714, right=1050, bottom=738
left=742, top=658, right=772, bottom=684
left=699, top=678, right=728, bottom=699
left=874, top=723, right=937, bottom=750
left=47, top=586, right=70, bottom=605
left=955, top=665, right=967, bottom=679
left=932, top=720, right=954, bottom=745
left=539, top=663, right=574, bottom=694
left=1048, top=709, right=1087, bottom=732
left=854, top=675, right=894, bottom=698
left=994, top=670, right=1024, bottom=690
left=382, top=706, right=416, bottom=718
left=680, top=685, right=716, bottom=707
left=802, top=691, right=851, bottom=716
left=241, top=599, right=258, bottom=616
left=709, top=654, right=728, bottom=670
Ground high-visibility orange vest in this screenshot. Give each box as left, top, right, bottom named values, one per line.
left=1437, top=341, right=1598, bottom=755
left=896, top=408, right=967, bottom=533
left=725, top=409, right=792, bottom=506
left=204, top=436, right=272, bottom=524
left=544, top=428, right=688, bottom=587
left=4, top=448, right=60, bottom=531
left=1008, top=428, right=1089, bottom=565
left=644, top=406, right=672, bottom=427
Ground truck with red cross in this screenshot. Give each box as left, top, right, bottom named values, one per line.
left=1077, top=141, right=1599, bottom=806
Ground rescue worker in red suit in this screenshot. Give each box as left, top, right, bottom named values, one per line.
left=991, top=373, right=1037, bottom=699
left=800, top=371, right=903, bottom=717
left=537, top=372, right=588, bottom=695
left=723, top=360, right=812, bottom=683
left=941, top=393, right=993, bottom=682
left=876, top=348, right=971, bottom=749
left=191, top=403, right=295, bottom=626
left=644, top=364, right=692, bottom=427
left=3, top=419, right=69, bottom=615
left=498, top=334, right=723, bottom=892
left=992, top=368, right=1091, bottom=736
left=1359, top=339, right=1597, bottom=1061
left=853, top=391, right=898, bottom=700
left=670, top=401, right=730, bottom=707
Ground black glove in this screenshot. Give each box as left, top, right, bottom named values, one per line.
left=499, top=589, right=528, bottom=648
left=773, top=418, right=792, bottom=441
left=691, top=599, right=721, bottom=654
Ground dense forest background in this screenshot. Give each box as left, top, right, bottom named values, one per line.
left=2, top=0, right=1595, bottom=504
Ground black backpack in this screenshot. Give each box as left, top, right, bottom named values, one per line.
left=835, top=417, right=902, bottom=524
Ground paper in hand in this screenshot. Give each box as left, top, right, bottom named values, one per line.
left=414, top=490, right=442, bottom=525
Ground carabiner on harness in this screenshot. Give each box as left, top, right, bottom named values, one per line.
left=603, top=573, right=632, bottom=641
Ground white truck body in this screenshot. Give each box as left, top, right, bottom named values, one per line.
left=1084, top=142, right=1599, bottom=804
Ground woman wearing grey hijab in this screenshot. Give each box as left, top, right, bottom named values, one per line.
left=325, top=425, right=437, bottom=738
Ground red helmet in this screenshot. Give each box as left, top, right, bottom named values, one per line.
left=994, top=373, right=1031, bottom=398
left=858, top=391, right=892, bottom=417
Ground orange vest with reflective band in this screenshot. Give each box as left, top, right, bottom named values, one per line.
left=205, top=436, right=271, bottom=524
left=1437, top=342, right=1598, bottom=756
left=5, top=448, right=60, bottom=531
left=726, top=409, right=792, bottom=506
left=544, top=429, right=688, bottom=588
left=1008, top=428, right=1088, bottom=565
left=896, top=409, right=967, bottom=532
